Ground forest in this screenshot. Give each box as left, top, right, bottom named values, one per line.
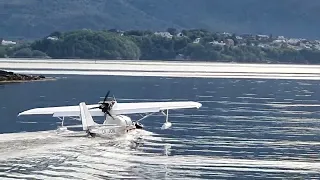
left=1, top=28, right=320, bottom=64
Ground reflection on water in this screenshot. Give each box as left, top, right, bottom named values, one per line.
left=0, top=76, right=320, bottom=179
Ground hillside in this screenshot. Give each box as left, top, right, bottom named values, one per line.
left=1, top=0, right=320, bottom=39
left=1, top=29, right=320, bottom=64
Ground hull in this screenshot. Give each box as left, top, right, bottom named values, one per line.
left=56, top=125, right=137, bottom=138
left=88, top=125, right=136, bottom=138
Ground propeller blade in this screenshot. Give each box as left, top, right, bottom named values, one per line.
left=106, top=110, right=114, bottom=119
left=89, top=106, right=100, bottom=110
left=103, top=91, right=110, bottom=103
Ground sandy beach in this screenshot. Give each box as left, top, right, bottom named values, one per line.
left=0, top=58, right=320, bottom=80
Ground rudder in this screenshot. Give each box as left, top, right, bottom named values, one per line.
left=79, top=102, right=97, bottom=131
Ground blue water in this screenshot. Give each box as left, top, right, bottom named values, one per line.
left=0, top=75, right=320, bottom=179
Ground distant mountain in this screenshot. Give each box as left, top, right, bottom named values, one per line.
left=1, top=0, right=320, bottom=39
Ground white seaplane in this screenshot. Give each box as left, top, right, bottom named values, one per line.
left=18, top=91, right=202, bottom=137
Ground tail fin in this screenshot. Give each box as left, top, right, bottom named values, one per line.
left=79, top=102, right=97, bottom=131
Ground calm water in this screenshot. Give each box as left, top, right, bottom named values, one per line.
left=0, top=75, right=320, bottom=179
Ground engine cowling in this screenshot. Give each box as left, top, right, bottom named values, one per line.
left=103, top=115, right=133, bottom=127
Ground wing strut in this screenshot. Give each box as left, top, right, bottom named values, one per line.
left=161, top=109, right=172, bottom=129
left=56, top=116, right=68, bottom=132
left=137, top=112, right=158, bottom=122
left=135, top=110, right=172, bottom=129
left=62, top=117, right=65, bottom=126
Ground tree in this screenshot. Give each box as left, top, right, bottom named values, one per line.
left=32, top=50, right=48, bottom=58
left=167, top=28, right=177, bottom=36
left=0, top=46, right=6, bottom=58
left=12, top=48, right=33, bottom=58
left=48, top=31, right=62, bottom=38
left=31, top=30, right=141, bottom=60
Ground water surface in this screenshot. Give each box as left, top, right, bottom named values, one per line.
left=0, top=75, right=319, bottom=179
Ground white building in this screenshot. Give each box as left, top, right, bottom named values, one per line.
left=154, top=32, right=173, bottom=39
left=193, top=38, right=200, bottom=44
left=1, top=40, right=16, bottom=46
left=47, top=36, right=59, bottom=41
left=209, top=41, right=226, bottom=46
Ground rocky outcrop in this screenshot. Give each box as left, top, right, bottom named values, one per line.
left=0, top=70, right=46, bottom=83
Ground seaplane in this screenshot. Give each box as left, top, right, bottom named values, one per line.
left=18, top=91, right=202, bottom=138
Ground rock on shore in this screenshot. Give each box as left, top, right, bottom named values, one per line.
left=0, top=70, right=46, bottom=83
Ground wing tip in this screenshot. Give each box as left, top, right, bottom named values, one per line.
left=17, top=111, right=26, bottom=116
left=195, top=102, right=202, bottom=109
left=17, top=108, right=36, bottom=116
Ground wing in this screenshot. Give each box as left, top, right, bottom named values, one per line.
left=18, top=104, right=105, bottom=117
left=18, top=101, right=202, bottom=117
left=112, top=101, right=202, bottom=114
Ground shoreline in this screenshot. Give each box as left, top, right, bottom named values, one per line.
left=0, top=68, right=56, bottom=84
left=2, top=58, right=320, bottom=67
left=0, top=58, right=320, bottom=80
left=0, top=77, right=56, bottom=84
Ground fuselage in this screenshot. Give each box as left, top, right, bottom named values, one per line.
left=89, top=115, right=141, bottom=137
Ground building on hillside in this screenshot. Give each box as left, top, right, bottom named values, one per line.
left=225, top=39, right=234, bottom=46
left=193, top=38, right=200, bottom=44
left=154, top=32, right=173, bottom=39
left=47, top=36, right=59, bottom=41
left=209, top=41, right=226, bottom=46
left=176, top=32, right=185, bottom=37
left=1, top=40, right=16, bottom=46
left=287, top=39, right=300, bottom=45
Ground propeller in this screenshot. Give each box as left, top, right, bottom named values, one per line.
left=89, top=91, right=115, bottom=119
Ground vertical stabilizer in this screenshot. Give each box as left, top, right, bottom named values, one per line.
left=79, top=102, right=97, bottom=131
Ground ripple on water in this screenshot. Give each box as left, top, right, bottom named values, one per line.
left=1, top=77, right=320, bottom=179
left=0, top=126, right=319, bottom=179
